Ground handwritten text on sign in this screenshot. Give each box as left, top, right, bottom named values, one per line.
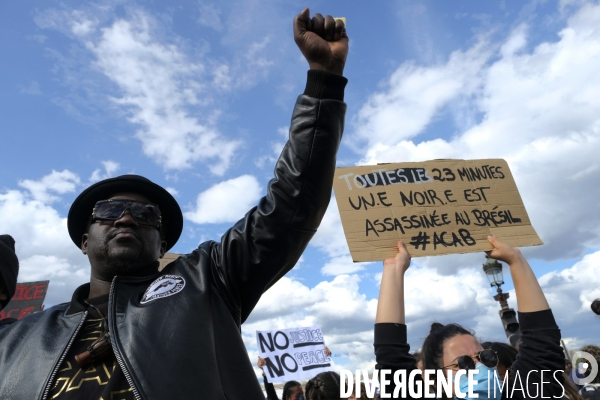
left=333, top=159, right=542, bottom=261
left=256, top=326, right=332, bottom=383
left=0, top=281, right=49, bottom=320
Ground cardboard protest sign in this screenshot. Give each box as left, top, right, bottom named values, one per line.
left=0, top=281, right=49, bottom=320
left=333, top=159, right=542, bottom=261
left=257, top=326, right=333, bottom=383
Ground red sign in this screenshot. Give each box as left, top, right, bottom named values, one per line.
left=0, top=281, right=49, bottom=320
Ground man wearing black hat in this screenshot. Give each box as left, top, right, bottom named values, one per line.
left=0, top=9, right=348, bottom=400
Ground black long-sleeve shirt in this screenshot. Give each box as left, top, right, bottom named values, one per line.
left=374, top=309, right=565, bottom=399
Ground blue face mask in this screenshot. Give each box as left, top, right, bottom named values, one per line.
left=454, top=363, right=503, bottom=400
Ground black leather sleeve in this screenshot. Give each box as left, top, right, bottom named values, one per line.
left=210, top=75, right=347, bottom=324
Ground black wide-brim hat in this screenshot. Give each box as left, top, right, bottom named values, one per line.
left=67, top=175, right=183, bottom=251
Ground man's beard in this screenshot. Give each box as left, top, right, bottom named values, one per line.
left=96, top=237, right=153, bottom=276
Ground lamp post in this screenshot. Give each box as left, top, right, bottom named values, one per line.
left=482, top=256, right=522, bottom=349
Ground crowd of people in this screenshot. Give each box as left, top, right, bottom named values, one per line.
left=1, top=6, right=599, bottom=400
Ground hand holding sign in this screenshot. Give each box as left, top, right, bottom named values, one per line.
left=333, top=159, right=542, bottom=262
left=486, top=235, right=524, bottom=265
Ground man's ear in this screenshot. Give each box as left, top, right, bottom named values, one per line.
left=81, top=233, right=89, bottom=255
left=159, top=240, right=167, bottom=259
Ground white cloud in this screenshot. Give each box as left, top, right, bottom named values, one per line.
left=89, top=11, right=240, bottom=173
left=401, top=263, right=501, bottom=343
left=321, top=255, right=373, bottom=276
left=310, top=200, right=375, bottom=275
left=242, top=273, right=379, bottom=371
left=165, top=187, right=179, bottom=197
left=89, top=160, right=120, bottom=183
left=311, top=200, right=349, bottom=259
left=36, top=6, right=242, bottom=174
left=198, top=2, right=223, bottom=31
left=537, top=249, right=600, bottom=343
left=350, top=1, right=600, bottom=261
left=350, top=40, right=492, bottom=151
left=18, top=255, right=88, bottom=306
left=254, top=126, right=288, bottom=169
left=18, top=170, right=80, bottom=203
left=0, top=185, right=89, bottom=306
left=185, top=175, right=262, bottom=224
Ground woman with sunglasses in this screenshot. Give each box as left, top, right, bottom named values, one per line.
left=374, top=236, right=565, bottom=399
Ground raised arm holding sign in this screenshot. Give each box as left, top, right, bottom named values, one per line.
left=373, top=239, right=564, bottom=399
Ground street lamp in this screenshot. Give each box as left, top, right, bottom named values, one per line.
left=483, top=257, right=504, bottom=287
left=483, top=256, right=509, bottom=310
left=482, top=256, right=521, bottom=348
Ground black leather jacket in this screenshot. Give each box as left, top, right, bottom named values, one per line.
left=0, top=74, right=347, bottom=399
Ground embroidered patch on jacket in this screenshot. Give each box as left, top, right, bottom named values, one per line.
left=140, top=275, right=186, bottom=304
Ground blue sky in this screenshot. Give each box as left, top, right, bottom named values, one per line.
left=2, top=0, right=600, bottom=378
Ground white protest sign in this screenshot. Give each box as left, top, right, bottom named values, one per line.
left=256, top=326, right=333, bottom=383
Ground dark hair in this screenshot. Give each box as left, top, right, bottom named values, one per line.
left=421, top=322, right=472, bottom=399
left=305, top=371, right=340, bottom=400
left=481, top=341, right=518, bottom=369
left=283, top=380, right=301, bottom=400
left=592, top=299, right=600, bottom=316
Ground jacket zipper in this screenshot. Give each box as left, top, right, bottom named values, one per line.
left=41, top=311, right=88, bottom=400
left=109, top=277, right=142, bottom=400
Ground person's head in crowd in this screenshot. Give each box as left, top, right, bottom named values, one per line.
left=481, top=341, right=518, bottom=380
left=282, top=380, right=303, bottom=400
left=592, top=299, right=600, bottom=316
left=305, top=371, right=340, bottom=400
left=422, top=322, right=499, bottom=399
left=579, top=345, right=600, bottom=384
left=0, top=235, right=19, bottom=311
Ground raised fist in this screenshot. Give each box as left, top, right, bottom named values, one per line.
left=293, top=8, right=349, bottom=76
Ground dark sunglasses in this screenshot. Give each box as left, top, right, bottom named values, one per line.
left=92, top=199, right=162, bottom=229
left=443, top=349, right=498, bottom=370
